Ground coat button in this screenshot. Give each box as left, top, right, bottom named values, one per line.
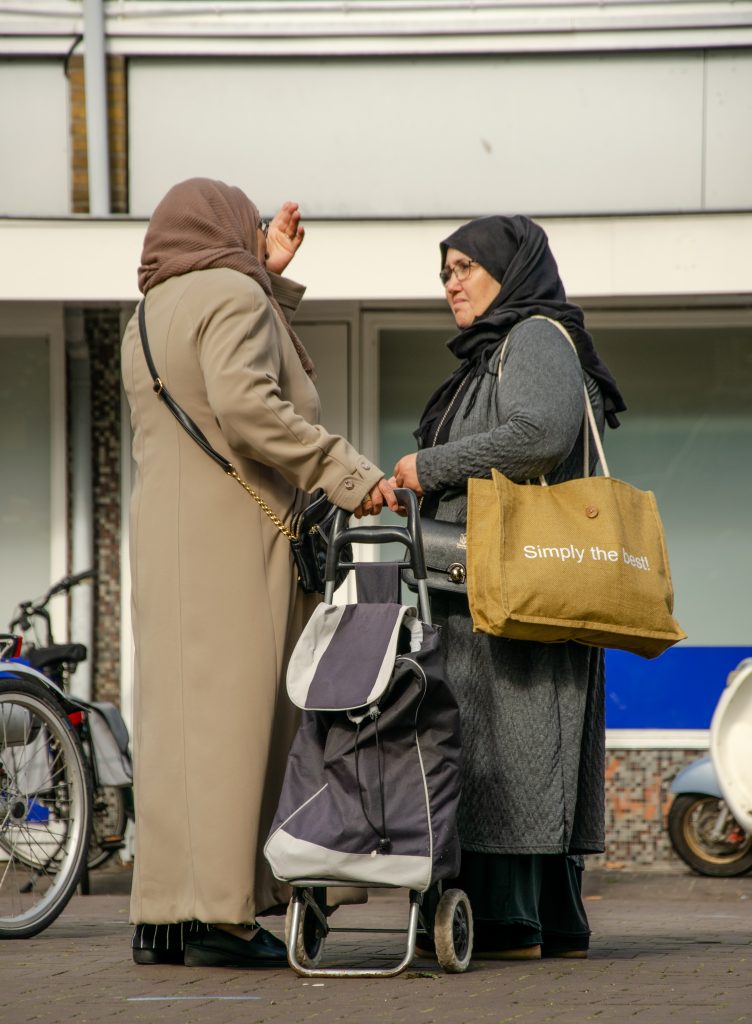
left=585, top=504, right=599, bottom=518
left=360, top=460, right=371, bottom=471
left=344, top=479, right=355, bottom=490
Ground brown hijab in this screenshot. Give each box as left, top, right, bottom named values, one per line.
left=138, top=177, right=314, bottom=375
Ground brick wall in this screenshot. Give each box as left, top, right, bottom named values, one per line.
left=107, top=57, right=128, bottom=213
left=68, top=54, right=128, bottom=214
left=86, top=309, right=122, bottom=704
left=593, top=748, right=700, bottom=870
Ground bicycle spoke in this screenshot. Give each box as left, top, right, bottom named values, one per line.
left=12, top=818, right=68, bottom=869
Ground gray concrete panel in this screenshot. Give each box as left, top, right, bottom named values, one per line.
left=0, top=60, right=70, bottom=216
left=705, top=50, right=752, bottom=209
left=129, top=53, right=706, bottom=217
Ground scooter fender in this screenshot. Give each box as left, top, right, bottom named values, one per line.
left=670, top=754, right=724, bottom=799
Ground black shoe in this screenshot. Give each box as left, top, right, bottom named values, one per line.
left=132, top=923, right=187, bottom=965
left=184, top=924, right=288, bottom=968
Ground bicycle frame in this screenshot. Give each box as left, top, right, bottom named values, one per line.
left=6, top=573, right=135, bottom=873
left=8, top=570, right=95, bottom=650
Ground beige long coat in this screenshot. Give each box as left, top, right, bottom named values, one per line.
left=122, top=266, right=381, bottom=925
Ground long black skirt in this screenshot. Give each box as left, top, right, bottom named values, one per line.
left=450, top=850, right=591, bottom=953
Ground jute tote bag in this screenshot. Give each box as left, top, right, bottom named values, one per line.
left=466, top=318, right=686, bottom=660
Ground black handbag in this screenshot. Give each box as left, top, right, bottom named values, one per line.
left=137, top=300, right=349, bottom=595
left=290, top=491, right=351, bottom=594
left=403, top=518, right=468, bottom=595
left=402, top=370, right=472, bottom=597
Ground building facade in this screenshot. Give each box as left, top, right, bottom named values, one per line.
left=2, top=0, right=752, bottom=867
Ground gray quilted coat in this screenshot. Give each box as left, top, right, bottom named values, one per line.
left=415, top=317, right=606, bottom=855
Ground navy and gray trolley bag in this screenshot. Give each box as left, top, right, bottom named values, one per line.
left=264, top=490, right=473, bottom=977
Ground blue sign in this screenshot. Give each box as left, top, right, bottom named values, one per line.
left=605, top=646, right=752, bottom=729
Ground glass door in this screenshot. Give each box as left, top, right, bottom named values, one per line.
left=0, top=306, right=66, bottom=639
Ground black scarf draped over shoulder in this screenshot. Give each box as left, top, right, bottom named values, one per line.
left=415, top=216, right=626, bottom=457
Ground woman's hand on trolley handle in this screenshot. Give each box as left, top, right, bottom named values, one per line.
left=386, top=453, right=424, bottom=516
left=352, top=477, right=400, bottom=519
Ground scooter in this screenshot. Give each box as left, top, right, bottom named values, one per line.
left=668, top=658, right=752, bottom=877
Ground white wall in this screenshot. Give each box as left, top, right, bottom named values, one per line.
left=0, top=60, right=70, bottom=216
left=128, top=50, right=752, bottom=219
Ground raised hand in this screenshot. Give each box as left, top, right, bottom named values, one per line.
left=265, top=201, right=305, bottom=274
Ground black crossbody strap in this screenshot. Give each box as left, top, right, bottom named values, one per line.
left=138, top=300, right=233, bottom=474
left=136, top=298, right=295, bottom=540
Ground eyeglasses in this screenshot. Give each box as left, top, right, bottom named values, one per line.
left=260, top=219, right=269, bottom=239
left=439, top=259, right=477, bottom=287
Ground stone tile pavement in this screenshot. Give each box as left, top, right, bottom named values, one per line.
left=1, top=863, right=750, bottom=1024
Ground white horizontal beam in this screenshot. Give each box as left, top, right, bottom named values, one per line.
left=5, top=34, right=752, bottom=59
left=606, top=729, right=709, bottom=750
left=0, top=212, right=750, bottom=303
left=107, top=28, right=752, bottom=57
left=1, top=0, right=752, bottom=56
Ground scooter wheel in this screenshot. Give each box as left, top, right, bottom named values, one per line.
left=668, top=793, right=752, bottom=877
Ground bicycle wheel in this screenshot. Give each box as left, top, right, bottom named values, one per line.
left=87, top=785, right=128, bottom=870
left=0, top=675, right=92, bottom=938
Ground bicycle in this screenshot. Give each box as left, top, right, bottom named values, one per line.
left=0, top=634, right=93, bottom=937
left=8, top=571, right=134, bottom=875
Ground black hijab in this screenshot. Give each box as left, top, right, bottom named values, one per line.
left=416, top=215, right=626, bottom=451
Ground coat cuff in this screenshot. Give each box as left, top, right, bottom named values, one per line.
left=268, top=272, right=306, bottom=323
left=415, top=448, right=439, bottom=492
left=327, top=459, right=384, bottom=512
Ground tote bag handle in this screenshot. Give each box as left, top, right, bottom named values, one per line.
left=497, top=315, right=611, bottom=483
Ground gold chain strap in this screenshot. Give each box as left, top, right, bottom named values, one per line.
left=227, top=468, right=297, bottom=540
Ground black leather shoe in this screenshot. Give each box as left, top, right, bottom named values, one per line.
left=132, top=923, right=186, bottom=965
left=184, top=924, right=288, bottom=968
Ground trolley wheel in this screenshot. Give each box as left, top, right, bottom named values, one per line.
left=285, top=890, right=326, bottom=968
left=433, top=888, right=473, bottom=973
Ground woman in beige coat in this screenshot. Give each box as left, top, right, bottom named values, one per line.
left=121, top=178, right=395, bottom=968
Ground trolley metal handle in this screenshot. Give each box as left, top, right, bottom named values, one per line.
left=325, top=488, right=427, bottom=584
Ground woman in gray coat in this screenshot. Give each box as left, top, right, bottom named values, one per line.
left=392, top=216, right=625, bottom=960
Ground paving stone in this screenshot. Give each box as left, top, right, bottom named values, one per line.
left=0, top=864, right=750, bottom=1024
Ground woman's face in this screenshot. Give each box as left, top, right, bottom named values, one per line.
left=442, top=247, right=502, bottom=328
